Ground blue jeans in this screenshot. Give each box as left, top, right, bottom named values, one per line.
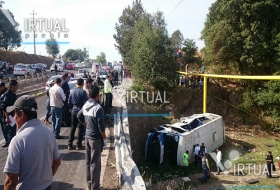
left=201, top=168, right=208, bottom=182
left=51, top=107, right=62, bottom=137
left=217, top=162, right=221, bottom=174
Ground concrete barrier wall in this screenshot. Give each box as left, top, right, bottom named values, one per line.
left=114, top=95, right=146, bottom=190
left=0, top=73, right=49, bottom=87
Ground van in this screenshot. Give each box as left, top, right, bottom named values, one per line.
left=113, top=65, right=122, bottom=71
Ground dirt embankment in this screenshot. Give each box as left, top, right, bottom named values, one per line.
left=0, top=49, right=54, bottom=67
left=128, top=82, right=245, bottom=164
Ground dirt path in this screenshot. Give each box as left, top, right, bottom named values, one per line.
left=101, top=88, right=122, bottom=190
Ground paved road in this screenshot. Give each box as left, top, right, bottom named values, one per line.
left=0, top=90, right=117, bottom=190
left=0, top=94, right=89, bottom=190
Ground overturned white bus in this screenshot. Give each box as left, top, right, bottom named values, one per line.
left=145, top=113, right=225, bottom=166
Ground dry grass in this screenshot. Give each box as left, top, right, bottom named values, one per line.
left=0, top=49, right=54, bottom=67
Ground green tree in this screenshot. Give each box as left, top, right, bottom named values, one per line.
left=63, top=48, right=88, bottom=61
left=0, top=9, right=22, bottom=50
left=45, top=38, right=59, bottom=58
left=201, top=0, right=280, bottom=75
left=113, top=0, right=145, bottom=66
left=96, top=52, right=106, bottom=64
left=170, top=30, right=184, bottom=49
left=181, top=39, right=197, bottom=63
left=62, top=49, right=80, bottom=61
left=129, top=11, right=175, bottom=90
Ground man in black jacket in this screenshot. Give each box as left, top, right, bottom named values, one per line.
left=0, top=80, right=18, bottom=147
left=77, top=86, right=106, bottom=190
left=0, top=82, right=8, bottom=146
left=61, top=73, right=70, bottom=126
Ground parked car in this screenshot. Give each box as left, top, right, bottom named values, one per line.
left=50, top=64, right=64, bottom=72
left=53, top=59, right=66, bottom=68
left=99, top=71, right=108, bottom=80
left=13, top=64, right=35, bottom=76
left=0, top=61, right=14, bottom=74
left=75, top=68, right=95, bottom=78
left=45, top=75, right=63, bottom=91
left=33, top=65, right=44, bottom=73
left=66, top=64, right=75, bottom=70
left=36, top=63, right=47, bottom=69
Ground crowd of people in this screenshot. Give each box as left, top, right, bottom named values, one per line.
left=0, top=72, right=115, bottom=189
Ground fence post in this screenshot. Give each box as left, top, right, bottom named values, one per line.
left=36, top=73, right=39, bottom=81
left=17, top=76, right=21, bottom=84
left=25, top=75, right=28, bottom=84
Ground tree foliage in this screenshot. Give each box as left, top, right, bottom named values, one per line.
left=202, top=0, right=280, bottom=131
left=129, top=11, right=175, bottom=90
left=170, top=30, right=184, bottom=49
left=201, top=0, right=280, bottom=75
left=63, top=48, right=88, bottom=61
left=113, top=0, right=145, bottom=66
left=45, top=38, right=59, bottom=58
left=96, top=52, right=106, bottom=64
left=0, top=9, right=22, bottom=50
left=181, top=39, right=197, bottom=64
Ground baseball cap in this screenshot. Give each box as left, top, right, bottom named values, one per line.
left=6, top=95, right=37, bottom=113
left=0, top=82, right=5, bottom=87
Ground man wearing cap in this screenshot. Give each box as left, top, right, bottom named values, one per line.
left=68, top=78, right=88, bottom=150
left=3, top=95, right=61, bottom=189
left=0, top=80, right=18, bottom=147
left=0, top=82, right=8, bottom=147
left=49, top=78, right=66, bottom=139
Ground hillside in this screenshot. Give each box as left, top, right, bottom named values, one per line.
left=0, top=49, right=54, bottom=66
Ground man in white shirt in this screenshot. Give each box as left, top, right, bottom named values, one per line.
left=104, top=75, right=112, bottom=112
left=194, top=144, right=200, bottom=169
left=49, top=78, right=66, bottom=139
left=216, top=148, right=222, bottom=175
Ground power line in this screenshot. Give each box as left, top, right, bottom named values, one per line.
left=166, top=0, right=184, bottom=18
left=30, top=10, right=37, bottom=55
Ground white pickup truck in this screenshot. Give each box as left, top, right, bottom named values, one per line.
left=75, top=68, right=95, bottom=79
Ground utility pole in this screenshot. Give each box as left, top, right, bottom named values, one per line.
left=30, top=10, right=37, bottom=54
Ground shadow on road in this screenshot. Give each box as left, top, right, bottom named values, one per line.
left=59, top=152, right=85, bottom=161
left=51, top=181, right=84, bottom=190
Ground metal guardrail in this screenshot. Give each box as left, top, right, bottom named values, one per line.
left=16, top=87, right=45, bottom=98
left=114, top=97, right=146, bottom=190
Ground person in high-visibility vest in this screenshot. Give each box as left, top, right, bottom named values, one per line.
left=183, top=150, right=190, bottom=176
left=104, top=75, right=112, bottom=111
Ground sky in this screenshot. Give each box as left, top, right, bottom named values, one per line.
left=2, top=0, right=216, bottom=62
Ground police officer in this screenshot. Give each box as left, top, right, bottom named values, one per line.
left=0, top=82, right=8, bottom=147
left=61, top=73, right=70, bottom=126
left=0, top=80, right=18, bottom=147
left=183, top=150, right=189, bottom=176
left=68, top=78, right=88, bottom=150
